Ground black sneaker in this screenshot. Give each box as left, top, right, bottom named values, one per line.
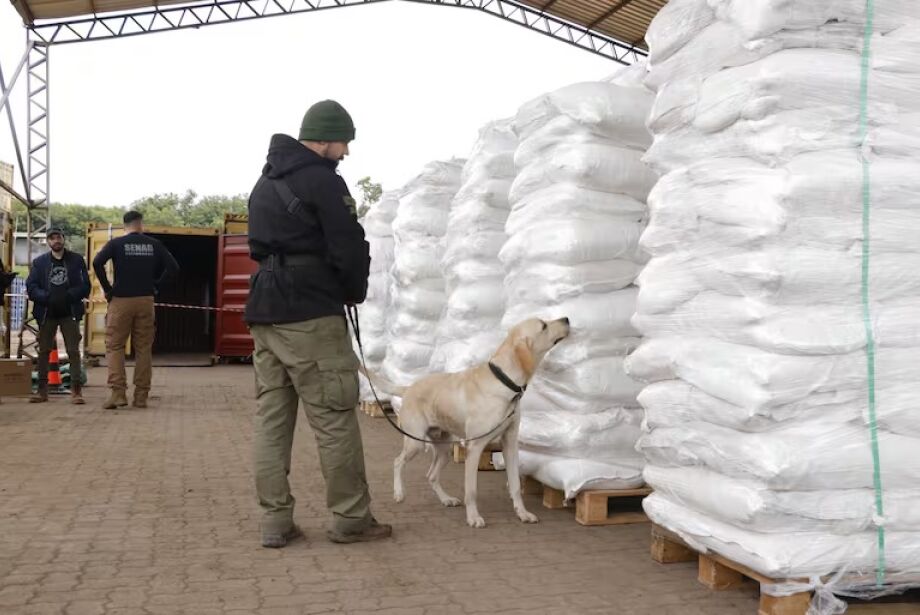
left=261, top=524, right=304, bottom=549
left=326, top=518, right=393, bottom=544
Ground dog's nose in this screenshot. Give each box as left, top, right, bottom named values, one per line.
left=561, top=317, right=570, bottom=325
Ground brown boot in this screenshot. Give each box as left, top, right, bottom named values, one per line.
left=326, top=518, right=392, bottom=544
left=102, top=390, right=128, bottom=409
left=70, top=384, right=85, bottom=405
left=133, top=390, right=148, bottom=408
left=261, top=524, right=304, bottom=549
left=29, top=384, right=49, bottom=404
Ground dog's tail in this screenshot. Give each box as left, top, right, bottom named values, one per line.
left=358, top=365, right=407, bottom=398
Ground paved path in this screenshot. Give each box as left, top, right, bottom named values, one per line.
left=0, top=364, right=787, bottom=614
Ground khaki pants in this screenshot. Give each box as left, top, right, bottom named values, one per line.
left=37, top=317, right=82, bottom=386
left=251, top=315, right=372, bottom=535
left=105, top=296, right=155, bottom=396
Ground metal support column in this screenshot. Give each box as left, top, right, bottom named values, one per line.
left=16, top=39, right=51, bottom=360
left=27, top=41, right=50, bottom=220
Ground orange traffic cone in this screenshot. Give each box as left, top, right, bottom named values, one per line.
left=48, top=347, right=63, bottom=389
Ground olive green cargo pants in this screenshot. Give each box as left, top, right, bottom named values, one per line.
left=251, top=315, right=372, bottom=535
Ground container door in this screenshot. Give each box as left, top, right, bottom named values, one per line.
left=85, top=225, right=126, bottom=356
left=215, top=216, right=256, bottom=358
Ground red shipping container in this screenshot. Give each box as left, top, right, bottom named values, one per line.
left=214, top=215, right=256, bottom=360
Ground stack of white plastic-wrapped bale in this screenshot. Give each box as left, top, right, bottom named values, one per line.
left=356, top=191, right=399, bottom=403
left=500, top=75, right=658, bottom=498
left=380, top=160, right=464, bottom=392
left=430, top=120, right=517, bottom=374
left=626, top=0, right=920, bottom=605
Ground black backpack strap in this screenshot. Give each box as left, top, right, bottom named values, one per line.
left=270, top=176, right=312, bottom=224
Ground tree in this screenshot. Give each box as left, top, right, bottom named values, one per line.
left=128, top=190, right=248, bottom=228
left=355, top=176, right=382, bottom=218
left=9, top=190, right=251, bottom=261
left=182, top=194, right=248, bottom=228
left=11, top=199, right=124, bottom=255
left=130, top=190, right=193, bottom=227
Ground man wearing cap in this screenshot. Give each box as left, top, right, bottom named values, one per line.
left=26, top=228, right=91, bottom=404
left=93, top=210, right=179, bottom=410
left=245, top=100, right=390, bottom=548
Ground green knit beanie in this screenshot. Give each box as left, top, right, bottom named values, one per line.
left=298, top=100, right=356, bottom=142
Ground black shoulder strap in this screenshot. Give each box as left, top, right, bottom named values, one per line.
left=269, top=176, right=312, bottom=224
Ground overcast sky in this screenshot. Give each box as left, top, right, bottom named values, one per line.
left=0, top=1, right=624, bottom=208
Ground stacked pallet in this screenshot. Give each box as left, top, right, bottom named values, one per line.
left=501, top=67, right=657, bottom=500
left=628, top=0, right=920, bottom=610
left=356, top=191, right=398, bottom=408
left=379, top=160, right=464, bottom=393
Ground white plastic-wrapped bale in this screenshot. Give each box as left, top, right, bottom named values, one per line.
left=500, top=70, right=657, bottom=499
left=626, top=0, right=920, bottom=607
left=430, top=120, right=517, bottom=374
left=356, top=191, right=399, bottom=402
left=379, top=159, right=465, bottom=389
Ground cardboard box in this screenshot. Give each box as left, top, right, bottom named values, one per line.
left=0, top=359, right=33, bottom=396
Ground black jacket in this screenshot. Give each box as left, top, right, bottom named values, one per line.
left=26, top=250, right=91, bottom=322
left=244, top=134, right=370, bottom=325
left=92, top=232, right=179, bottom=298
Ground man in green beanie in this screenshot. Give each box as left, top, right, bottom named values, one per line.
left=245, top=100, right=391, bottom=548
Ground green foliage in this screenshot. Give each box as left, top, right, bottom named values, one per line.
left=130, top=190, right=248, bottom=228
left=12, top=199, right=123, bottom=255
left=130, top=191, right=190, bottom=227
left=181, top=193, right=248, bottom=228
left=10, top=191, right=250, bottom=255
left=355, top=176, right=383, bottom=218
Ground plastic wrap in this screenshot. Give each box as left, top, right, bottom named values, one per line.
left=509, top=142, right=657, bottom=205
left=430, top=121, right=517, bottom=374
left=519, top=451, right=645, bottom=500
left=505, top=185, right=647, bottom=235
left=379, top=160, right=464, bottom=387
left=644, top=493, right=920, bottom=579
left=645, top=465, right=920, bottom=533
left=645, top=0, right=919, bottom=67
left=513, top=81, right=653, bottom=148
left=502, top=66, right=655, bottom=497
left=631, top=5, right=920, bottom=609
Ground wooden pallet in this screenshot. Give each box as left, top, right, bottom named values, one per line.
left=649, top=525, right=920, bottom=615
left=452, top=443, right=502, bottom=471
left=651, top=524, right=809, bottom=615
left=522, top=477, right=651, bottom=526
left=358, top=400, right=389, bottom=418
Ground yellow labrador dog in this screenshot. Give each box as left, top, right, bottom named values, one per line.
left=364, top=317, right=570, bottom=528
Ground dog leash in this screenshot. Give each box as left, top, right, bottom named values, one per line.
left=345, top=304, right=521, bottom=446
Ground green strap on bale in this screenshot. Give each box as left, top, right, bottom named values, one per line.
left=858, top=0, right=886, bottom=588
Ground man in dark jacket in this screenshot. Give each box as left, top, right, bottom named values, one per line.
left=245, top=100, right=389, bottom=548
left=92, top=211, right=179, bottom=410
left=26, top=228, right=91, bottom=404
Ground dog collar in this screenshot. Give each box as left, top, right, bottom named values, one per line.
left=488, top=362, right=526, bottom=397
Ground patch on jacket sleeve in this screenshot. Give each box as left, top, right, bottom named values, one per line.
left=343, top=196, right=357, bottom=216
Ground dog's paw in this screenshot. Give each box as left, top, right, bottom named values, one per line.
left=467, top=515, right=486, bottom=529
left=440, top=496, right=461, bottom=507
left=393, top=490, right=405, bottom=503
left=517, top=510, right=539, bottom=524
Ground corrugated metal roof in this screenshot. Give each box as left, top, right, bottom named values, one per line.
left=11, top=0, right=183, bottom=23
left=517, top=0, right=666, bottom=49
left=11, top=0, right=666, bottom=49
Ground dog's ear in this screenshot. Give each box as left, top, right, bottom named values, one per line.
left=513, top=337, right=536, bottom=379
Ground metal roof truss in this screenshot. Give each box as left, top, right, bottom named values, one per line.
left=26, top=0, right=646, bottom=63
